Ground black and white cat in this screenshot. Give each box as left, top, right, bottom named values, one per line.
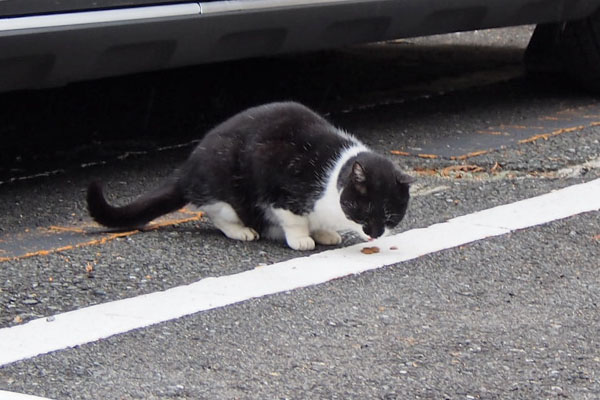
left=87, top=102, right=414, bottom=250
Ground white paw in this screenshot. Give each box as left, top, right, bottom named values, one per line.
left=312, top=230, right=342, bottom=246
left=223, top=227, right=260, bottom=241
left=287, top=236, right=316, bottom=251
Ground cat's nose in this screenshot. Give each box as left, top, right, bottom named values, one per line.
left=363, top=224, right=384, bottom=239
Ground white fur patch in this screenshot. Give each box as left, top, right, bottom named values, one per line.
left=269, top=208, right=314, bottom=250
left=202, top=201, right=259, bottom=241
left=202, top=201, right=240, bottom=222
left=312, top=229, right=342, bottom=245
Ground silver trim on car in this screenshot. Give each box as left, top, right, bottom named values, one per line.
left=199, top=0, right=362, bottom=14
left=0, top=0, right=360, bottom=32
left=0, top=3, right=201, bottom=31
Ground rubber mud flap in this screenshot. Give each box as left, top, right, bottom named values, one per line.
left=558, top=7, right=600, bottom=92
left=524, top=22, right=565, bottom=75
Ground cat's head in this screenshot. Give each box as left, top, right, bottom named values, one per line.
left=339, top=155, right=414, bottom=239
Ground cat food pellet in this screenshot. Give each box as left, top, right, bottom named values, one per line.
left=389, top=246, right=398, bottom=250
left=361, top=246, right=380, bottom=254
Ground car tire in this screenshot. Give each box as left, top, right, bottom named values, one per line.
left=526, top=8, right=600, bottom=92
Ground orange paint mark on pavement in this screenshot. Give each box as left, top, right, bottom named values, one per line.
left=451, top=150, right=490, bottom=160
left=48, top=226, right=87, bottom=234
left=390, top=150, right=411, bottom=156
left=476, top=130, right=505, bottom=135
left=518, top=126, right=584, bottom=144
left=0, top=208, right=204, bottom=263
left=441, top=165, right=485, bottom=176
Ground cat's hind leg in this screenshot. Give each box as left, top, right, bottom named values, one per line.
left=270, top=208, right=315, bottom=251
left=202, top=202, right=259, bottom=241
left=311, top=229, right=342, bottom=246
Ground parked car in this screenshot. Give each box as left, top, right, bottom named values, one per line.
left=2, top=0, right=600, bottom=92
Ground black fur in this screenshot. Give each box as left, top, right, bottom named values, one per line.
left=87, top=102, right=412, bottom=239
left=87, top=178, right=186, bottom=228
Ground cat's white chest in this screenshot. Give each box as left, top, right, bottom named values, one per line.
left=308, top=187, right=358, bottom=232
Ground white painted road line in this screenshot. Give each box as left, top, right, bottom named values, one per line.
left=0, top=390, right=54, bottom=400
left=0, top=179, right=599, bottom=367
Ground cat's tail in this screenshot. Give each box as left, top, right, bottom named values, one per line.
left=87, top=178, right=188, bottom=228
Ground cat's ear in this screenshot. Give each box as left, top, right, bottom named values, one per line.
left=351, top=161, right=368, bottom=194
left=351, top=161, right=367, bottom=183
left=396, top=171, right=415, bottom=185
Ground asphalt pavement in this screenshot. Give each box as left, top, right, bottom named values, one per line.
left=1, top=26, right=600, bottom=399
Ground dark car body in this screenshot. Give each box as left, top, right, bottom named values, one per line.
left=1, top=0, right=600, bottom=92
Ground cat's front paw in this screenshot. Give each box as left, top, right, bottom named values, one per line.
left=223, top=226, right=260, bottom=241
left=312, top=229, right=342, bottom=246
left=286, top=236, right=316, bottom=251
